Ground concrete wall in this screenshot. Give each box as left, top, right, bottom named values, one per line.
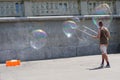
left=0, top=16, right=119, bottom=63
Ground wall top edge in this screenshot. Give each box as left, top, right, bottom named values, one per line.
left=0, top=0, right=21, bottom=2
left=0, top=15, right=119, bottom=22
left=0, top=0, right=117, bottom=2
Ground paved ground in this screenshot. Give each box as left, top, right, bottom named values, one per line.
left=0, top=54, right=120, bottom=80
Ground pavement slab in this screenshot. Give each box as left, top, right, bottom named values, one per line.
left=0, top=54, right=120, bottom=80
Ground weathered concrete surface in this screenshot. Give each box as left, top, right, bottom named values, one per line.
left=0, top=17, right=119, bottom=62
left=0, top=54, right=120, bottom=80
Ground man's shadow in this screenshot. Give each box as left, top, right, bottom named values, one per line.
left=88, top=66, right=104, bottom=70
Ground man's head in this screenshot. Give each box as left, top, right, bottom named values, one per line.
left=98, top=21, right=103, bottom=28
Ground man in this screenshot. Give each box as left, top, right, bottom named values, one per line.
left=93, top=21, right=111, bottom=68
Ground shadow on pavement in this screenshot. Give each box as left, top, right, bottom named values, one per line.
left=88, top=66, right=104, bottom=70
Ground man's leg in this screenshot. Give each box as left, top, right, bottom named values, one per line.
left=100, top=45, right=105, bottom=67
left=101, top=54, right=104, bottom=66
left=104, top=54, right=110, bottom=67
left=101, top=45, right=110, bottom=67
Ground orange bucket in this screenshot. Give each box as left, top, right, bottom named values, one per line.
left=6, top=60, right=21, bottom=67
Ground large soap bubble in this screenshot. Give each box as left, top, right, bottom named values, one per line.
left=92, top=3, right=112, bottom=28
left=30, top=29, right=47, bottom=50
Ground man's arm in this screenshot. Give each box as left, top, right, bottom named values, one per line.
left=92, top=29, right=100, bottom=39
left=107, top=29, right=111, bottom=39
left=105, top=28, right=111, bottom=39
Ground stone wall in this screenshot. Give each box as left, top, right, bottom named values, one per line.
left=0, top=0, right=119, bottom=17
left=0, top=16, right=119, bottom=63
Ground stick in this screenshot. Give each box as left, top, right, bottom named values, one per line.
left=77, top=29, right=94, bottom=37
left=82, top=25, right=97, bottom=34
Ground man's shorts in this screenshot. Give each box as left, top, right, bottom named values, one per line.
left=100, top=45, right=107, bottom=54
